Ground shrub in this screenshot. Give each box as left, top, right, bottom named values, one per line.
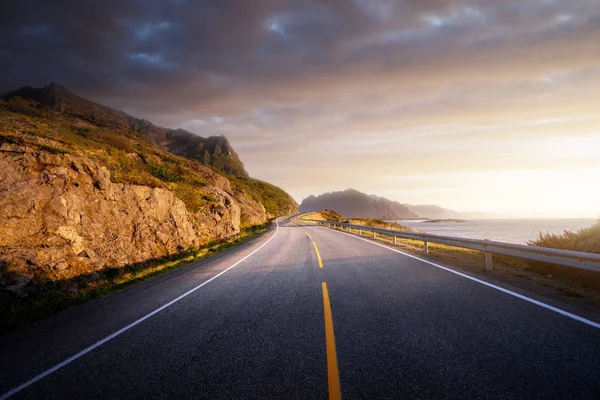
left=528, top=220, right=600, bottom=254
left=147, top=162, right=184, bottom=183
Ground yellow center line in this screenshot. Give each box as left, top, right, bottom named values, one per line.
left=293, top=222, right=313, bottom=240
left=322, top=282, right=342, bottom=400
left=312, top=241, right=323, bottom=268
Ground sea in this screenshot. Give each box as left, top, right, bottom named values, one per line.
left=392, top=219, right=597, bottom=245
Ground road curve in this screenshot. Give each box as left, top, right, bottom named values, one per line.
left=0, top=217, right=599, bottom=399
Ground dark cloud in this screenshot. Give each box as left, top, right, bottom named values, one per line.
left=0, top=0, right=593, bottom=112
left=1, top=0, right=599, bottom=119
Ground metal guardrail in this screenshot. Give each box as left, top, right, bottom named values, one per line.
left=301, top=219, right=600, bottom=272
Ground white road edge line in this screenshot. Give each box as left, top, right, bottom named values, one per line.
left=0, top=219, right=281, bottom=400
left=314, top=225, right=600, bottom=330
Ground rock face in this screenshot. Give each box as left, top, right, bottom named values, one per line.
left=0, top=83, right=297, bottom=290
left=299, top=189, right=418, bottom=219
left=0, top=144, right=258, bottom=281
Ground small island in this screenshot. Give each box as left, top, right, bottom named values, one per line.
left=424, top=219, right=468, bottom=223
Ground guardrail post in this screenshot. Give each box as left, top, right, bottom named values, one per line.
left=359, top=228, right=362, bottom=235
left=484, top=239, right=493, bottom=270
left=393, top=236, right=397, bottom=245
left=373, top=231, right=376, bottom=239
left=485, top=252, right=493, bottom=271
left=424, top=241, right=429, bottom=254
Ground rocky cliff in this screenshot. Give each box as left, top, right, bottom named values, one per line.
left=0, top=142, right=261, bottom=285
left=0, top=84, right=297, bottom=293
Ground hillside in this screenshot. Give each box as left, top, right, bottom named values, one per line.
left=0, top=83, right=297, bottom=295
left=300, top=189, right=418, bottom=219
left=2, top=83, right=247, bottom=177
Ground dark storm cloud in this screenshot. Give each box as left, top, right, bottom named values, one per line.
left=2, top=0, right=599, bottom=114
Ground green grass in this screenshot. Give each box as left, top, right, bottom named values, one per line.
left=0, top=104, right=224, bottom=214
left=0, top=223, right=271, bottom=332
left=147, top=162, right=185, bottom=183
left=229, top=176, right=297, bottom=217
left=300, top=210, right=345, bottom=222
left=319, top=210, right=345, bottom=221
left=1, top=101, right=297, bottom=220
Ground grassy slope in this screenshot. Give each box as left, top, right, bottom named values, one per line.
left=1, top=100, right=213, bottom=212
left=229, top=176, right=298, bottom=218
left=0, top=98, right=296, bottom=217
left=300, top=210, right=345, bottom=221
left=300, top=210, right=413, bottom=232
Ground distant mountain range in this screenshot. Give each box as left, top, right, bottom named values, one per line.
left=300, top=189, right=418, bottom=219
left=300, top=189, right=494, bottom=220
left=404, top=204, right=462, bottom=219
left=2, top=83, right=247, bottom=177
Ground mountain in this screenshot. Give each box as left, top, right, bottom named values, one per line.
left=404, top=204, right=462, bottom=219
left=0, top=83, right=297, bottom=294
left=300, top=189, right=418, bottom=219
left=1, top=83, right=247, bottom=177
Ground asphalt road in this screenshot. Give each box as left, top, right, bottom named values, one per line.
left=1, top=217, right=599, bottom=399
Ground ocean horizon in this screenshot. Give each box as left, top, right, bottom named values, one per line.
left=393, top=218, right=597, bottom=245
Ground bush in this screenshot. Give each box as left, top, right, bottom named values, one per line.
left=528, top=220, right=600, bottom=254
left=147, top=162, right=184, bottom=183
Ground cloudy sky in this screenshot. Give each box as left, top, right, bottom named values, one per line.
left=2, top=0, right=600, bottom=217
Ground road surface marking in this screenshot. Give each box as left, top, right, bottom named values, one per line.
left=292, top=221, right=312, bottom=240
left=313, top=241, right=324, bottom=268
left=319, top=226, right=600, bottom=330
left=322, top=282, right=342, bottom=400
left=0, top=220, right=281, bottom=400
